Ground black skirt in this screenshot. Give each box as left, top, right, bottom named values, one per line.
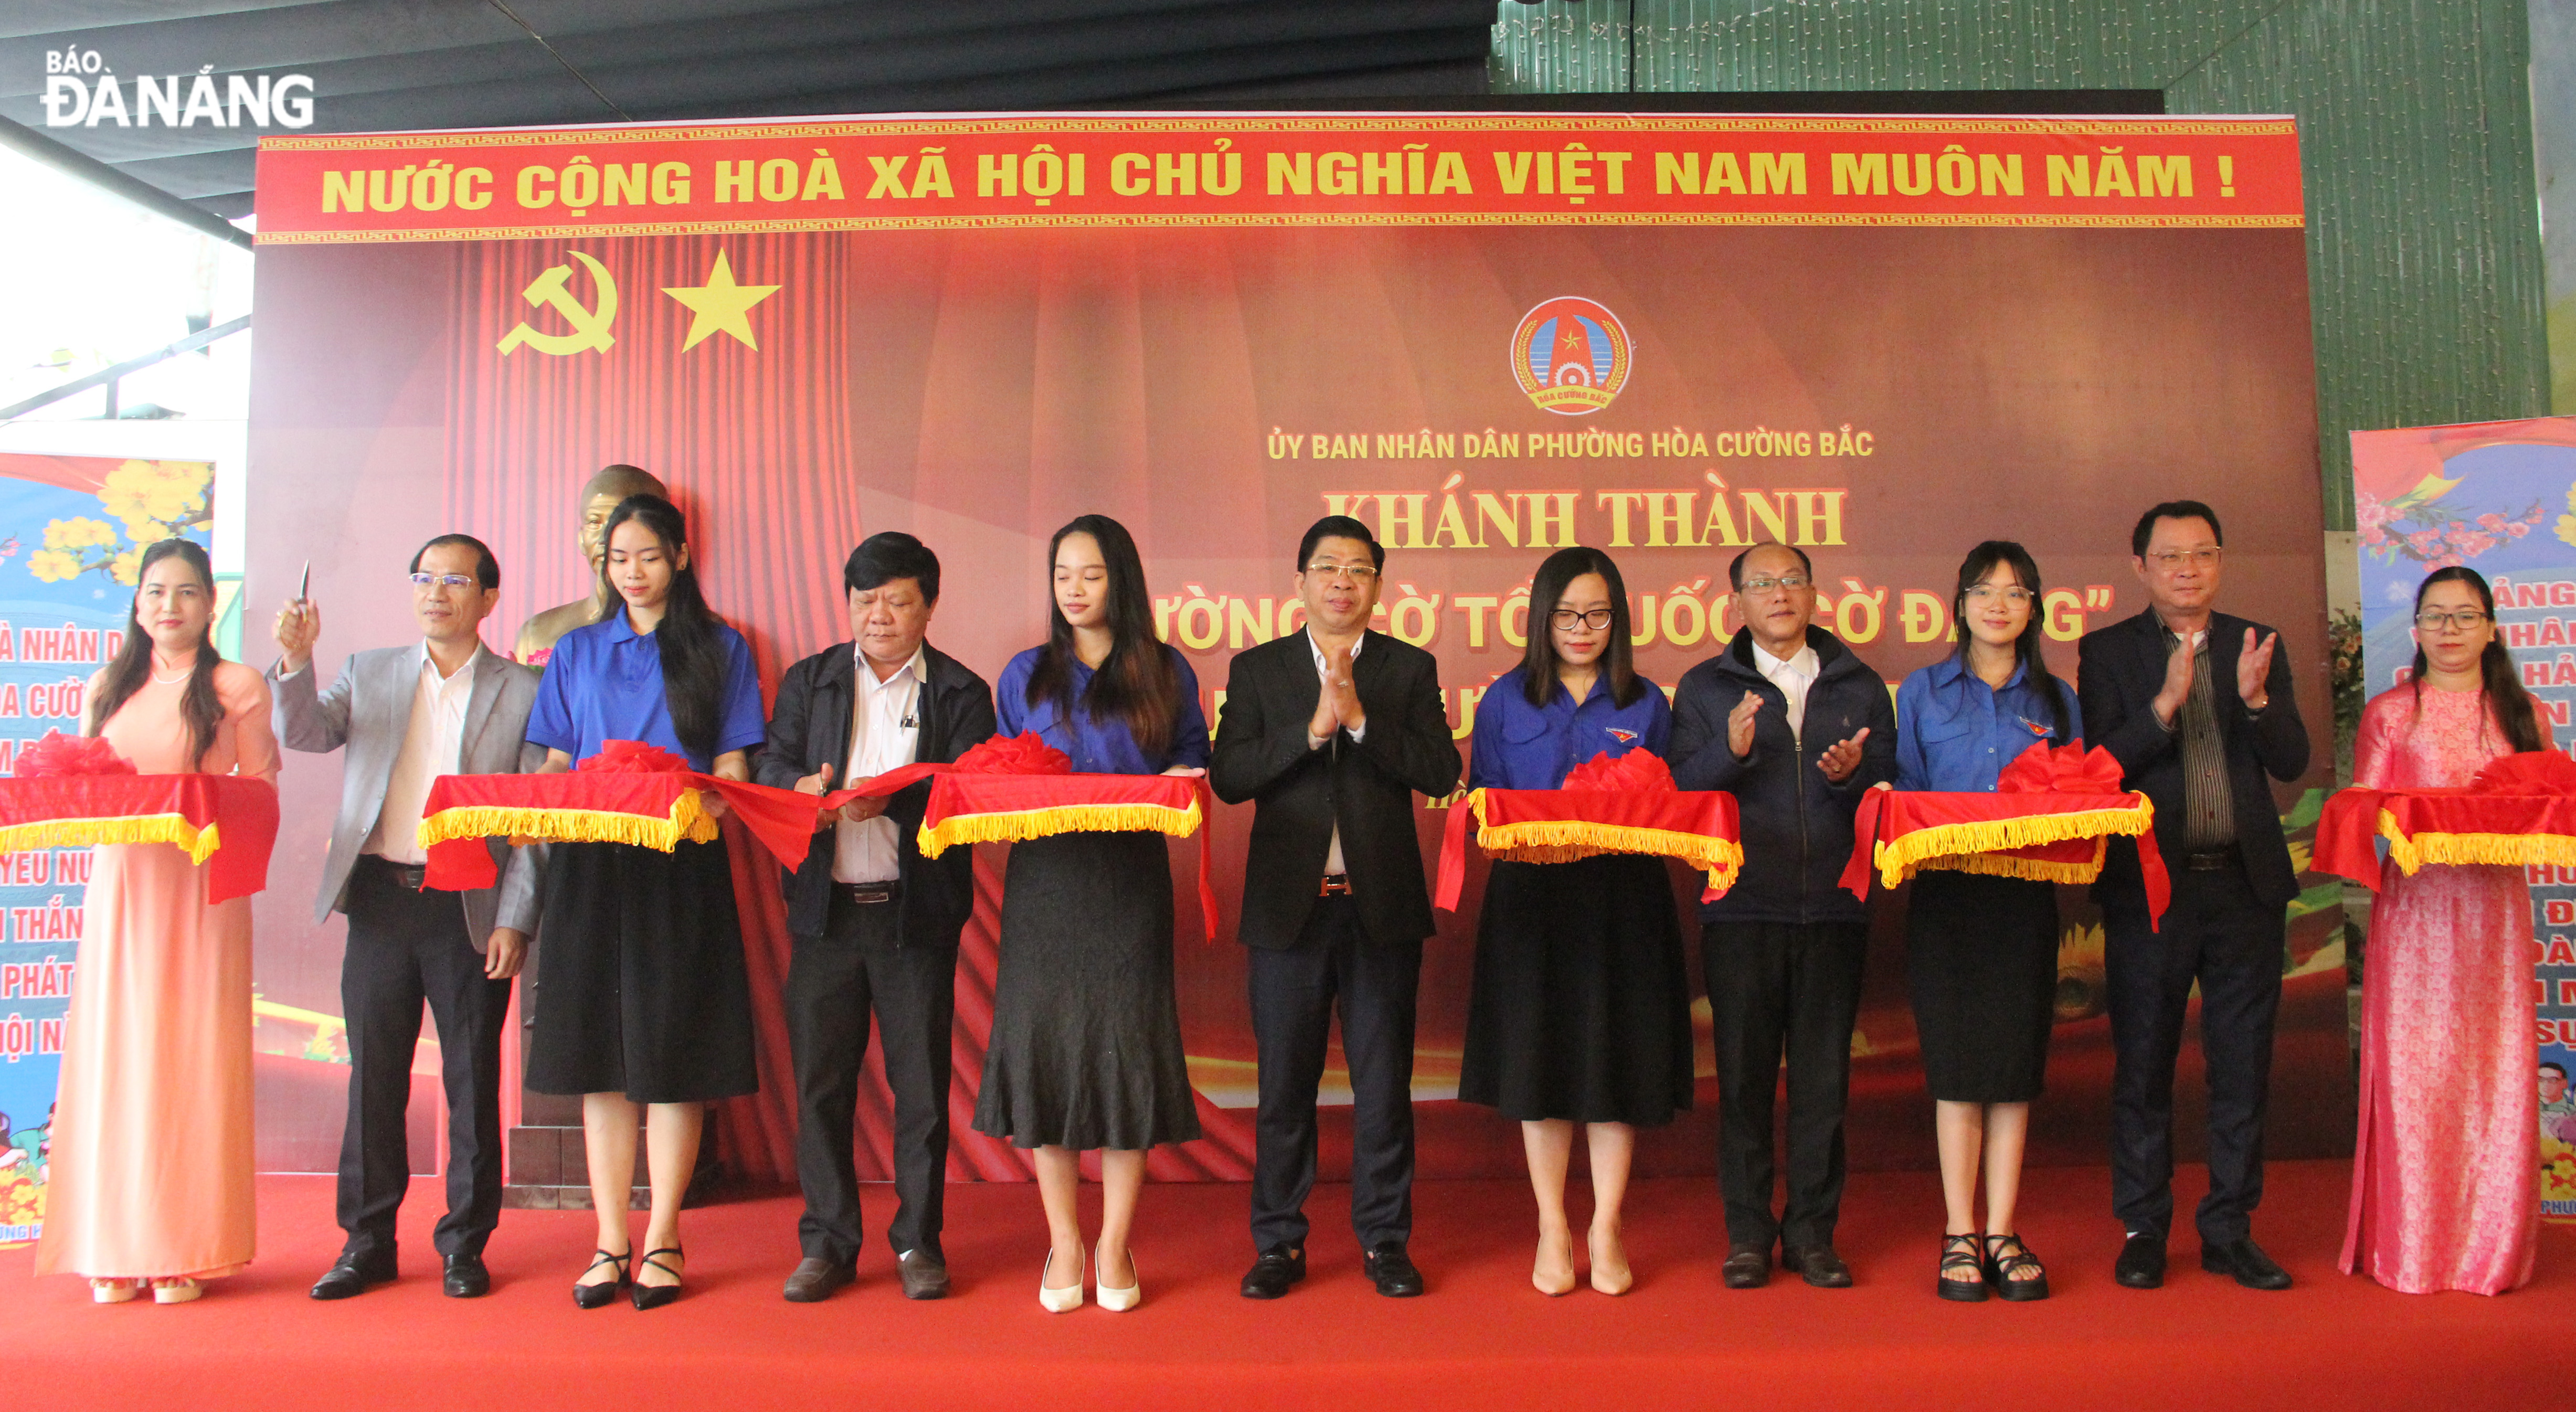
left=1458, top=854, right=1694, bottom=1127
left=972, top=831, right=1202, bottom=1151
left=526, top=839, right=758, bottom=1105
left=1904, top=869, right=2061, bottom=1103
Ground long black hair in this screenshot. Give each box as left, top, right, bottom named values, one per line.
left=88, top=539, right=224, bottom=768
left=599, top=494, right=730, bottom=761
left=1025, top=514, right=1182, bottom=753
left=2410, top=566, right=2547, bottom=753
left=1520, top=545, right=1646, bottom=708
left=1949, top=540, right=2072, bottom=741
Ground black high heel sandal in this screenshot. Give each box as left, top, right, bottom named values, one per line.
left=1983, top=1233, right=2050, bottom=1302
left=572, top=1249, right=631, bottom=1310
left=1937, top=1233, right=1988, bottom=1302
left=631, top=1247, right=685, bottom=1310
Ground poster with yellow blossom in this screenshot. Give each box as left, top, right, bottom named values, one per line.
left=0, top=453, right=212, bottom=1248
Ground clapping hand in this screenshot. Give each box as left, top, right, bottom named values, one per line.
left=1310, top=643, right=1364, bottom=740
left=1816, top=727, right=1871, bottom=784
left=2153, top=631, right=2197, bottom=727
left=2236, top=628, right=2277, bottom=709
left=1725, top=691, right=1762, bottom=759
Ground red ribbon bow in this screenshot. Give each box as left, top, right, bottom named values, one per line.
left=950, top=731, right=1072, bottom=775
left=1995, top=740, right=2124, bottom=794
left=575, top=740, right=693, bottom=774
left=14, top=729, right=136, bottom=778
left=2468, top=749, right=2576, bottom=794
left=1561, top=748, right=1677, bottom=793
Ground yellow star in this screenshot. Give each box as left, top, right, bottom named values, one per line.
left=662, top=251, right=781, bottom=352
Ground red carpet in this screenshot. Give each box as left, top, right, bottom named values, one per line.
left=2, top=1161, right=2559, bottom=1409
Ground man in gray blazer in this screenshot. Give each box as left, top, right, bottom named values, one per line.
left=271, top=534, right=547, bottom=1301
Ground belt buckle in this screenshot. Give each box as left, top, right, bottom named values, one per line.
left=840, top=882, right=895, bottom=905
left=1319, top=875, right=1351, bottom=897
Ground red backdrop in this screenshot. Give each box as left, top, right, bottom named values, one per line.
left=245, top=114, right=2345, bottom=1184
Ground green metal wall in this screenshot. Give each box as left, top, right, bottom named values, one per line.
left=1489, top=0, right=2551, bottom=529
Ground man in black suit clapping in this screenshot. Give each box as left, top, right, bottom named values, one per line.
left=1213, top=515, right=1462, bottom=1299
left=2078, top=501, right=2310, bottom=1293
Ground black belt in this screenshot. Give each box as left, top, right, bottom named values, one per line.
left=361, top=854, right=427, bottom=890
left=831, top=880, right=897, bottom=906
left=2181, top=845, right=2241, bottom=872
left=1319, top=873, right=1351, bottom=897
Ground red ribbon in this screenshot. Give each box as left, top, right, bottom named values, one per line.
left=575, top=739, right=692, bottom=774
left=1841, top=741, right=2169, bottom=925
left=14, top=729, right=136, bottom=778
left=1561, top=748, right=1677, bottom=793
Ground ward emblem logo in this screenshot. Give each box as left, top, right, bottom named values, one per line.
left=1510, top=296, right=1632, bottom=416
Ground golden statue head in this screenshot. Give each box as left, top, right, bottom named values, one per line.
left=577, top=464, right=665, bottom=569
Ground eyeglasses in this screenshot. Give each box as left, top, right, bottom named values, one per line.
left=1550, top=608, right=1615, bottom=631
left=1740, top=575, right=1810, bottom=593
left=2414, top=609, right=2490, bottom=632
left=410, top=572, right=478, bottom=589
left=1302, top=561, right=1380, bottom=581
left=2145, top=548, right=2222, bottom=569
left=1965, top=586, right=2033, bottom=606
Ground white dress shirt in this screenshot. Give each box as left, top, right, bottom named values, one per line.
left=366, top=644, right=481, bottom=865
left=1304, top=629, right=1367, bottom=876
left=1754, top=641, right=1820, bottom=745
left=834, top=646, right=926, bottom=885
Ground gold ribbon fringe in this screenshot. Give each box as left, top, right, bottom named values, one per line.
left=916, top=800, right=1203, bottom=858
left=0, top=813, right=217, bottom=864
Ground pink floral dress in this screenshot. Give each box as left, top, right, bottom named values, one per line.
left=2341, top=684, right=2539, bottom=1294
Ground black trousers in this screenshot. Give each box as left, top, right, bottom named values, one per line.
left=1703, top=919, right=1868, bottom=1250
left=2104, top=862, right=2283, bottom=1245
left=336, top=855, right=512, bottom=1259
left=1247, top=895, right=1423, bottom=1254
left=786, top=893, right=958, bottom=1264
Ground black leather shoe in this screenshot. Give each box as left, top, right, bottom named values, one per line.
left=2201, top=1237, right=2292, bottom=1290
left=1782, top=1244, right=1853, bottom=1288
left=442, top=1251, right=490, bottom=1299
left=1363, top=1243, right=1424, bottom=1298
left=309, top=1249, right=397, bottom=1300
left=1721, top=1245, right=1771, bottom=1289
left=897, top=1249, right=949, bottom=1301
left=782, top=1256, right=854, bottom=1303
left=2114, top=1235, right=2167, bottom=1289
left=1239, top=1245, right=1306, bottom=1299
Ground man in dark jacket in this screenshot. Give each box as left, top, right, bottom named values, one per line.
left=758, top=533, right=997, bottom=1303
left=2078, top=501, right=2309, bottom=1292
left=1670, top=542, right=1896, bottom=1289
left=1212, top=515, right=1462, bottom=1300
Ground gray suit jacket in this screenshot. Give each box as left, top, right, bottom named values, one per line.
left=270, top=643, right=547, bottom=950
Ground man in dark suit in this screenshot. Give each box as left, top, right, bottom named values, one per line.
left=272, top=534, right=547, bottom=1300
left=1212, top=515, right=1461, bottom=1299
left=2078, top=500, right=2309, bottom=1292
left=758, top=533, right=997, bottom=1302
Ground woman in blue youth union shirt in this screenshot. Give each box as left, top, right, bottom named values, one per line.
left=522, top=494, right=765, bottom=1312
left=1458, top=546, right=1692, bottom=1299
left=1892, top=540, right=2081, bottom=1304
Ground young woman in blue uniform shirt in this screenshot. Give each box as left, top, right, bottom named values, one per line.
left=973, top=514, right=1210, bottom=1313
left=1459, top=546, right=1691, bottom=1298
left=1892, top=540, right=2081, bottom=1303
left=522, top=494, right=766, bottom=1310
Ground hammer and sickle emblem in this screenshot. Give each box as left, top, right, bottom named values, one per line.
left=496, top=251, right=619, bottom=356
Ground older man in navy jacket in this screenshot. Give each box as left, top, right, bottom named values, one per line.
left=1670, top=542, right=1896, bottom=1290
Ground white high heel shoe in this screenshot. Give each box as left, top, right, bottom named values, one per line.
left=1096, top=1249, right=1139, bottom=1313
left=89, top=1279, right=137, bottom=1304
left=1038, top=1249, right=1085, bottom=1313
left=151, top=1277, right=202, bottom=1305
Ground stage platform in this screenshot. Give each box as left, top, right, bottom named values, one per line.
left=4, top=1161, right=2559, bottom=1409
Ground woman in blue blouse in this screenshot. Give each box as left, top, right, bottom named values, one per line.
left=1459, top=546, right=1690, bottom=1298
left=1893, top=540, right=2080, bottom=1303
left=522, top=494, right=766, bottom=1311
left=973, top=514, right=1209, bottom=1313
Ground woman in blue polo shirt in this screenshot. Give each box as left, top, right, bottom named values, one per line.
left=1894, top=539, right=2081, bottom=1304
left=1459, top=546, right=1690, bottom=1299
left=522, top=494, right=765, bottom=1311
left=973, top=514, right=1210, bottom=1314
